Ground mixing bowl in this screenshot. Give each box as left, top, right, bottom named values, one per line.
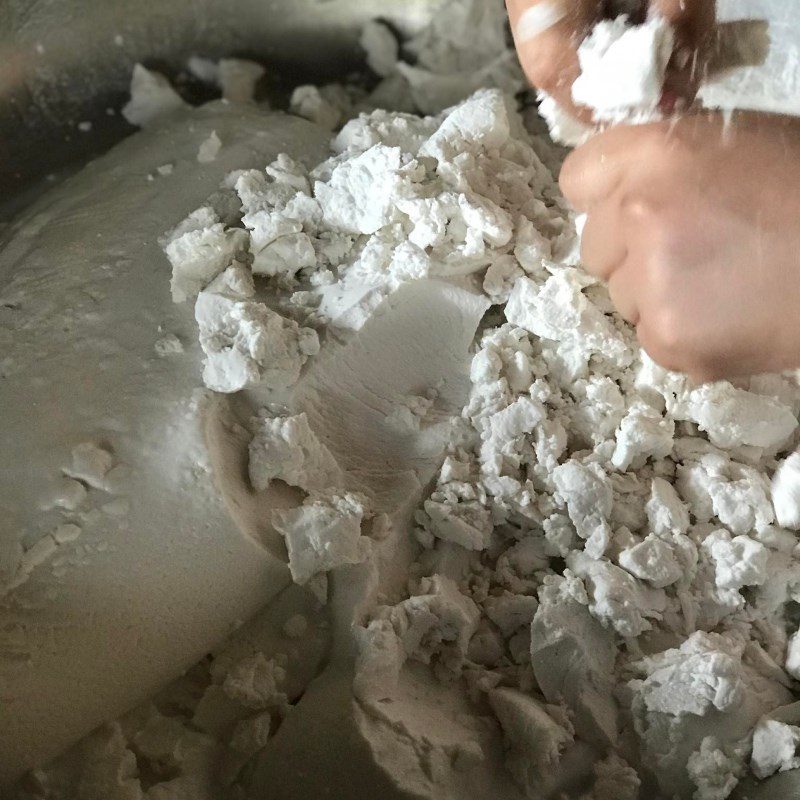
left=1, top=1, right=799, bottom=797
left=0, top=0, right=439, bottom=212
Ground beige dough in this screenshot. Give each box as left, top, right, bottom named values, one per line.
left=0, top=102, right=331, bottom=785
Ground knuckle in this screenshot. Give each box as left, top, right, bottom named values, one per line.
left=621, top=202, right=682, bottom=275
left=640, top=307, right=688, bottom=369
left=640, top=339, right=683, bottom=374
left=620, top=195, right=660, bottom=225
left=687, top=347, right=731, bottom=384
left=689, top=367, right=723, bottom=385
left=649, top=227, right=689, bottom=289
left=637, top=125, right=694, bottom=171
left=581, top=248, right=606, bottom=279
left=558, top=154, right=580, bottom=200
left=648, top=228, right=679, bottom=276
left=653, top=308, right=684, bottom=352
left=608, top=281, right=637, bottom=324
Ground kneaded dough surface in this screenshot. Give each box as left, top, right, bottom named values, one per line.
left=0, top=102, right=331, bottom=784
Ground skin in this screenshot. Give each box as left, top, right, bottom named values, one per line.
left=508, top=1, right=800, bottom=382
left=561, top=113, right=800, bottom=382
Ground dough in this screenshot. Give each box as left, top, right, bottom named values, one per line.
left=0, top=102, right=331, bottom=784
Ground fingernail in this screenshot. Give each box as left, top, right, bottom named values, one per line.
left=515, top=1, right=567, bottom=42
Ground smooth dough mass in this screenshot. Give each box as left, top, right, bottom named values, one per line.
left=0, top=103, right=333, bottom=781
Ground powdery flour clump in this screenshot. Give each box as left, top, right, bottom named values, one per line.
left=572, top=15, right=674, bottom=123
left=540, top=13, right=675, bottom=146
left=12, top=3, right=800, bottom=800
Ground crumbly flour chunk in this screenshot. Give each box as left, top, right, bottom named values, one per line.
left=389, top=574, right=481, bottom=672
left=751, top=719, right=800, bottom=779
left=194, top=267, right=319, bottom=392
left=772, top=452, right=800, bottom=529
left=687, top=737, right=746, bottom=800
left=271, top=493, right=370, bottom=585
left=248, top=413, right=343, bottom=494
left=122, top=63, right=187, bottom=127
left=572, top=15, right=674, bottom=124
left=152, top=71, right=800, bottom=800
left=488, top=687, right=573, bottom=795
left=164, top=207, right=249, bottom=302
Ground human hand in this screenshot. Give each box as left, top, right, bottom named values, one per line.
left=559, top=112, right=800, bottom=382
left=505, top=0, right=716, bottom=121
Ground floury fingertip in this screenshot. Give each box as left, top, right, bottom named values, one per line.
left=515, top=0, right=568, bottom=42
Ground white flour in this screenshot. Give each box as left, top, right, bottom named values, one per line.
left=542, top=9, right=783, bottom=147
left=122, top=63, right=187, bottom=127
left=538, top=14, right=674, bottom=146
left=572, top=15, right=674, bottom=124
left=5, top=2, right=800, bottom=800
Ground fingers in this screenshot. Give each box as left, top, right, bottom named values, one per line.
left=507, top=0, right=601, bottom=123
left=607, top=268, right=640, bottom=326
left=579, top=199, right=627, bottom=280
left=508, top=0, right=717, bottom=120
left=506, top=0, right=598, bottom=41
left=559, top=123, right=654, bottom=211
left=507, top=0, right=568, bottom=38
left=638, top=320, right=732, bottom=384
left=635, top=320, right=683, bottom=374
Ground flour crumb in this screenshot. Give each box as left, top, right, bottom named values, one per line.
left=687, top=737, right=746, bottom=800
left=122, top=63, right=186, bottom=127
left=50, top=477, right=88, bottom=511
left=772, top=452, right=800, bottom=530
left=222, top=653, right=286, bottom=709
left=248, top=413, right=343, bottom=494
left=290, top=85, right=344, bottom=131
left=272, top=493, right=370, bottom=585
left=154, top=333, right=183, bottom=356
left=64, top=442, right=114, bottom=490
left=751, top=719, right=800, bottom=779
left=360, top=20, right=400, bottom=78
left=197, top=130, right=222, bottom=163
left=164, top=207, right=249, bottom=302
left=195, top=267, right=318, bottom=392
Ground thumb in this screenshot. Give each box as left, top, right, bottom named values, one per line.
left=507, top=0, right=602, bottom=123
